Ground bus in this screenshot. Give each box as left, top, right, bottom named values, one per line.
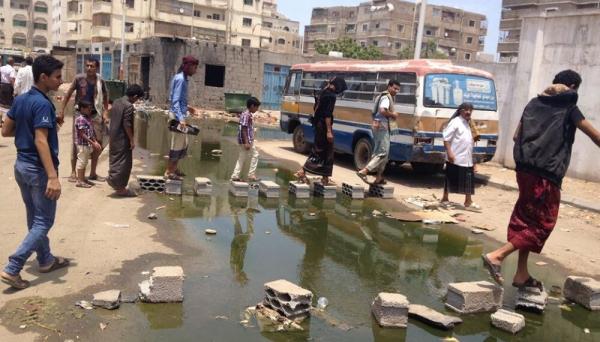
left=279, top=59, right=498, bottom=173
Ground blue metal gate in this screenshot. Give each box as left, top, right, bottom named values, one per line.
left=262, top=64, right=290, bottom=110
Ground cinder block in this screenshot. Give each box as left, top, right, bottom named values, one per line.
left=490, top=309, right=525, bottom=334
left=263, top=279, right=313, bottom=319
left=563, top=276, right=600, bottom=311
left=165, top=179, right=183, bottom=195
left=289, top=182, right=310, bottom=199
left=368, top=184, right=394, bottom=199
left=137, top=175, right=166, bottom=192
left=92, top=290, right=121, bottom=310
left=408, top=304, right=462, bottom=330
left=445, top=281, right=503, bottom=314
left=313, top=182, right=336, bottom=199
left=194, top=177, right=212, bottom=196
left=515, top=287, right=548, bottom=313
left=139, top=266, right=185, bottom=303
left=371, top=292, right=409, bottom=328
left=259, top=180, right=280, bottom=198
left=229, top=181, right=249, bottom=197
left=341, top=182, right=365, bottom=199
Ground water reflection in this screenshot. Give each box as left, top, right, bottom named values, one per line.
left=230, top=208, right=254, bottom=285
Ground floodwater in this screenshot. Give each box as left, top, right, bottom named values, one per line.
left=107, top=112, right=600, bottom=341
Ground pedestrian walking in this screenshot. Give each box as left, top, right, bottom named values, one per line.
left=482, top=70, right=600, bottom=289
left=0, top=55, right=70, bottom=290
left=74, top=100, right=102, bottom=188
left=59, top=58, right=109, bottom=182
left=231, top=97, right=262, bottom=182
left=107, top=84, right=144, bottom=197
left=14, top=57, right=34, bottom=96
left=165, top=55, right=199, bottom=180
left=357, top=80, right=401, bottom=185
left=0, top=57, right=17, bottom=109
left=440, top=103, right=480, bottom=210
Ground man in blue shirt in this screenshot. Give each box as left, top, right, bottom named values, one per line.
left=1, top=55, right=70, bottom=290
left=165, top=55, right=198, bottom=180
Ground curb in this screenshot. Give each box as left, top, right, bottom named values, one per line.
left=474, top=174, right=600, bottom=214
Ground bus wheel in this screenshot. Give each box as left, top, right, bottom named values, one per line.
left=411, top=162, right=443, bottom=175
left=353, top=138, right=372, bottom=170
left=293, top=126, right=311, bottom=154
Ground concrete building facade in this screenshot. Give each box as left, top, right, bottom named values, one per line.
left=304, top=0, right=487, bottom=62
left=0, top=0, right=52, bottom=55
left=498, top=0, right=600, bottom=62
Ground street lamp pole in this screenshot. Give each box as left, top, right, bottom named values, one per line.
left=414, top=0, right=427, bottom=59
left=120, top=0, right=126, bottom=81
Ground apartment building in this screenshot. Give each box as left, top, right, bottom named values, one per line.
left=304, top=0, right=487, bottom=62
left=498, top=0, right=600, bottom=62
left=260, top=0, right=302, bottom=54
left=0, top=0, right=52, bottom=55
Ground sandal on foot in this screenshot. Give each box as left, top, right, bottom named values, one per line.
left=39, top=257, right=70, bottom=273
left=67, top=175, right=77, bottom=183
left=374, top=179, right=387, bottom=185
left=356, top=171, right=370, bottom=184
left=1, top=272, right=30, bottom=289
left=88, top=175, right=106, bottom=182
left=481, top=254, right=504, bottom=285
left=248, top=177, right=261, bottom=182
left=230, top=177, right=242, bottom=182
left=512, top=276, right=544, bottom=291
left=76, top=182, right=92, bottom=188
left=164, top=173, right=183, bottom=181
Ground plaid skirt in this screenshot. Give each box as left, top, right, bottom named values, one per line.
left=445, top=162, right=474, bottom=195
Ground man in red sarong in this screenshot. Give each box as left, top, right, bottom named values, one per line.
left=482, top=70, right=600, bottom=290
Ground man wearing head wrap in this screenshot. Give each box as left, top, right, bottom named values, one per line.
left=165, top=55, right=199, bottom=180
left=294, top=77, right=347, bottom=185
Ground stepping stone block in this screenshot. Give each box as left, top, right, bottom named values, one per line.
left=445, top=281, right=503, bottom=314
left=313, top=182, right=336, bottom=199
left=289, top=182, right=310, bottom=199
left=259, top=180, right=281, bottom=198
left=92, top=290, right=121, bottom=310
left=139, top=266, right=185, bottom=303
left=263, top=279, right=313, bottom=319
left=563, top=276, right=600, bottom=311
left=194, top=177, right=212, bottom=196
left=515, top=287, right=548, bottom=313
left=341, top=182, right=365, bottom=199
left=229, top=181, right=249, bottom=197
left=408, top=304, right=462, bottom=330
left=137, top=175, right=166, bottom=192
left=368, top=184, right=394, bottom=199
left=165, top=179, right=183, bottom=195
left=371, top=292, right=409, bottom=328
left=490, top=309, right=525, bottom=334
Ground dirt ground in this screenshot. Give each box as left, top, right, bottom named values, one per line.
left=255, top=140, right=600, bottom=279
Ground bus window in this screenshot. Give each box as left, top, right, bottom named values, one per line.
left=340, top=72, right=378, bottom=102
left=300, top=72, right=329, bottom=96
left=284, top=71, right=301, bottom=96
left=377, top=72, right=417, bottom=105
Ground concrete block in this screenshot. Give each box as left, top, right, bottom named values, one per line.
left=515, top=287, right=548, bottom=313
left=263, top=279, right=313, bottom=319
left=137, top=175, right=166, bottom=192
left=165, top=179, right=183, bottom=195
left=92, top=290, right=121, bottom=310
left=372, top=292, right=409, bottom=328
left=259, top=180, right=280, bottom=198
left=229, top=181, right=249, bottom=197
left=490, top=309, right=525, bottom=334
left=139, top=266, right=185, bottom=303
left=368, top=184, right=394, bottom=199
left=408, top=304, right=462, bottom=330
left=289, top=181, right=310, bottom=199
left=341, top=182, right=365, bottom=199
left=313, top=182, right=337, bottom=199
left=563, top=276, right=600, bottom=311
left=445, top=281, right=503, bottom=314
left=194, top=177, right=212, bottom=196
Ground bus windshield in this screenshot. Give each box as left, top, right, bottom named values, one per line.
left=423, top=73, right=497, bottom=111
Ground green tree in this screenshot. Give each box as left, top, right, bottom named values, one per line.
left=398, top=39, right=449, bottom=60
left=314, top=37, right=384, bottom=60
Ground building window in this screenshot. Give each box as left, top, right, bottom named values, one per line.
left=125, top=0, right=134, bottom=8
left=34, top=22, right=47, bottom=30
left=372, top=40, right=378, bottom=46
left=362, top=24, right=368, bottom=32
left=397, top=24, right=404, bottom=32
left=243, top=18, right=252, bottom=27
left=125, top=22, right=133, bottom=32
left=375, top=22, right=380, bottom=29
left=425, top=29, right=434, bottom=36
left=395, top=42, right=401, bottom=49
left=465, top=53, right=471, bottom=60
left=360, top=41, right=366, bottom=47
left=469, top=20, right=476, bottom=27
left=466, top=37, right=473, bottom=44
left=34, top=3, right=48, bottom=13
left=277, top=38, right=285, bottom=45
left=330, top=27, right=335, bottom=33
left=205, top=65, right=225, bottom=88
left=194, top=10, right=201, bottom=17
left=211, top=14, right=221, bottom=21
left=263, top=21, right=272, bottom=28
left=13, top=18, right=27, bottom=27
left=241, top=39, right=251, bottom=47
left=243, top=0, right=253, bottom=5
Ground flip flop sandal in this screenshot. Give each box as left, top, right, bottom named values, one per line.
left=88, top=175, right=106, bottom=182
left=76, top=183, right=92, bottom=188
left=512, top=276, right=544, bottom=291
left=39, top=257, right=70, bottom=273
left=356, top=172, right=370, bottom=184
left=481, top=254, right=504, bottom=285
left=374, top=180, right=387, bottom=185
left=165, top=173, right=183, bottom=181
left=1, top=273, right=30, bottom=289
left=67, top=176, right=77, bottom=183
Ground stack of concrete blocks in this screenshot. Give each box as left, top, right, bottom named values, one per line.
left=371, top=292, right=410, bottom=328
left=194, top=177, right=212, bottom=196
left=263, top=279, right=313, bottom=319
left=515, top=287, right=548, bottom=313
left=139, top=266, right=185, bottom=303
left=229, top=181, right=249, bottom=197
left=312, top=182, right=337, bottom=199
left=137, top=175, right=166, bottom=192
left=289, top=181, right=310, bottom=199
left=341, top=182, right=365, bottom=199
left=490, top=309, right=525, bottom=334
left=368, top=184, right=394, bottom=199
left=258, top=180, right=281, bottom=198
left=165, top=179, right=183, bottom=195
left=563, top=276, right=600, bottom=310
left=445, top=281, right=503, bottom=313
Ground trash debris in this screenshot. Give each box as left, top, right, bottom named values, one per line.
left=560, top=228, right=571, bottom=232
left=156, top=205, right=166, bottom=211
left=535, top=261, right=548, bottom=266
left=211, top=149, right=223, bottom=156
left=471, top=224, right=496, bottom=231
left=265, top=231, right=271, bottom=235
left=147, top=213, right=158, bottom=220
left=141, top=271, right=150, bottom=275
left=471, top=229, right=484, bottom=234
left=309, top=212, right=316, bottom=217
left=253, top=303, right=304, bottom=332
left=92, top=290, right=121, bottom=310
left=104, top=222, right=130, bottom=228
left=99, top=322, right=108, bottom=331
left=584, top=328, right=590, bottom=334
left=215, top=315, right=229, bottom=320
left=372, top=210, right=383, bottom=217
left=205, top=229, right=217, bottom=235
left=423, top=219, right=441, bottom=225
left=317, top=297, right=329, bottom=309
left=75, top=300, right=94, bottom=310
left=405, top=196, right=439, bottom=210
left=19, top=324, right=27, bottom=329
left=559, top=304, right=572, bottom=312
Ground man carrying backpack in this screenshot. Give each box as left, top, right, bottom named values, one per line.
left=357, top=80, right=401, bottom=185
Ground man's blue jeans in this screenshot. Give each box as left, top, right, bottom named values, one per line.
left=4, top=160, right=56, bottom=275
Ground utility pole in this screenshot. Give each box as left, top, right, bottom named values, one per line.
left=414, top=0, right=427, bottom=60
left=120, top=0, right=126, bottom=81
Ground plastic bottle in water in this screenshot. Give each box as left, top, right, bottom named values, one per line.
left=317, top=297, right=328, bottom=309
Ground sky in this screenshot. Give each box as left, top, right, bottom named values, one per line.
left=278, top=0, right=502, bottom=55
